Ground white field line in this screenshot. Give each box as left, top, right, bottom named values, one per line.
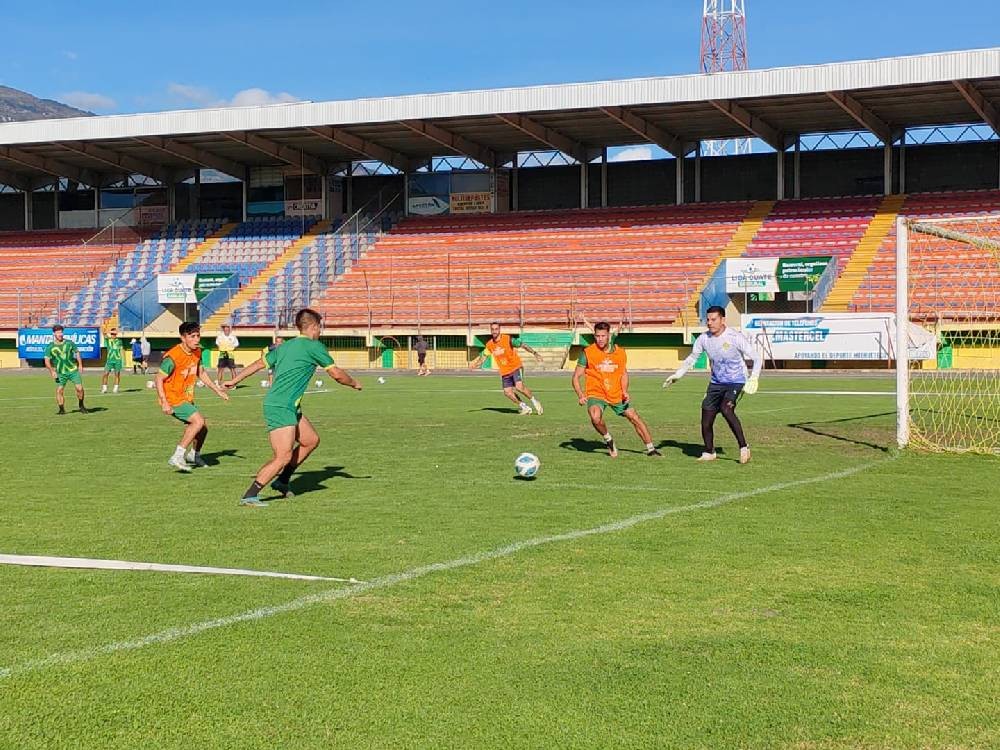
left=0, top=554, right=362, bottom=583
left=0, top=456, right=892, bottom=681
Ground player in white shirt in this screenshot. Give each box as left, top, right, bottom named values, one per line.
left=215, top=324, right=240, bottom=385
left=663, top=306, right=763, bottom=464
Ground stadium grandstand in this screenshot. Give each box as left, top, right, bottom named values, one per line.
left=1, top=46, right=999, bottom=370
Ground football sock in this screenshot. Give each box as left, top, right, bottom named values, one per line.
left=645, top=442, right=655, bottom=451
left=277, top=462, right=298, bottom=485
left=243, top=481, right=265, bottom=499
left=172, top=445, right=186, bottom=460
left=602, top=433, right=613, bottom=443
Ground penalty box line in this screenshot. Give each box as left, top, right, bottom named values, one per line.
left=0, top=554, right=362, bottom=584
left=0, top=455, right=895, bottom=681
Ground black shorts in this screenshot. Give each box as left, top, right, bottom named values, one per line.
left=702, top=382, right=743, bottom=411
left=417, top=352, right=427, bottom=364
left=218, top=353, right=236, bottom=368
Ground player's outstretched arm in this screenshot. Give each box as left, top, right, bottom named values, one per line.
left=519, top=342, right=544, bottom=363
left=663, top=336, right=704, bottom=388
left=154, top=371, right=172, bottom=414
left=572, top=365, right=587, bottom=406
left=469, top=351, right=486, bottom=369
left=222, top=358, right=265, bottom=388
left=325, top=365, right=362, bottom=390
left=198, top=365, right=230, bottom=400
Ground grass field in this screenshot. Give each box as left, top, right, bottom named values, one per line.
left=0, top=369, right=997, bottom=749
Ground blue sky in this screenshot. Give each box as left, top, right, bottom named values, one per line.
left=1, top=1, right=996, bottom=115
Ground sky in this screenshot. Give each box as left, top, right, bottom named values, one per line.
left=2, top=0, right=996, bottom=119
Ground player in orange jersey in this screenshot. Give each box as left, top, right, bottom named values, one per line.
left=469, top=322, right=544, bottom=415
left=572, top=321, right=660, bottom=458
left=155, top=321, right=230, bottom=472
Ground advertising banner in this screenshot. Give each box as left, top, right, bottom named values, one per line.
left=726, top=256, right=832, bottom=293
left=17, top=327, right=101, bottom=360
left=157, top=273, right=233, bottom=303
left=136, top=205, right=168, bottom=225
left=450, top=191, right=492, bottom=214
left=284, top=199, right=322, bottom=217
left=741, top=312, right=936, bottom=361
left=408, top=173, right=450, bottom=215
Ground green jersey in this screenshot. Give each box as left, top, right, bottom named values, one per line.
left=105, top=337, right=124, bottom=365
left=264, top=337, right=334, bottom=411
left=44, top=339, right=80, bottom=376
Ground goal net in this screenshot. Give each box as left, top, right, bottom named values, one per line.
left=899, top=215, right=1000, bottom=454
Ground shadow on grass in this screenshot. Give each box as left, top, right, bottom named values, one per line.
left=558, top=437, right=647, bottom=455
left=291, top=465, right=373, bottom=494
left=80, top=406, right=108, bottom=414
left=788, top=412, right=894, bottom=453
left=199, top=449, right=242, bottom=466
left=657, top=438, right=709, bottom=458
left=470, top=407, right=520, bottom=414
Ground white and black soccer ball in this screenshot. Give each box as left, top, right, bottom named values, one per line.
left=314, top=379, right=324, bottom=388
left=514, top=452, right=540, bottom=479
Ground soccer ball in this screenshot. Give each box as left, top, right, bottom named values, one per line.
left=377, top=376, right=386, bottom=384
left=514, top=452, right=540, bottom=479
left=314, top=379, right=324, bottom=388
left=145, top=380, right=154, bottom=389
left=260, top=379, right=269, bottom=388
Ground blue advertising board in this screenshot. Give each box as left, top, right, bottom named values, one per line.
left=17, top=327, right=102, bottom=360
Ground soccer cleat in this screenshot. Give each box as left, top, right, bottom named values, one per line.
left=606, top=438, right=618, bottom=458
left=645, top=448, right=663, bottom=457
left=270, top=481, right=295, bottom=498
left=57, top=406, right=65, bottom=415
left=185, top=452, right=208, bottom=468
left=531, top=398, right=543, bottom=415
left=697, top=452, right=718, bottom=462
left=518, top=403, right=533, bottom=415
left=239, top=496, right=269, bottom=508
left=168, top=455, right=192, bottom=473
left=739, top=447, right=752, bottom=465
left=78, top=406, right=90, bottom=414
left=101, top=385, right=107, bottom=394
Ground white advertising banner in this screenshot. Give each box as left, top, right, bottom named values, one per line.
left=741, top=313, right=936, bottom=361
left=157, top=274, right=197, bottom=303
left=284, top=199, right=322, bottom=217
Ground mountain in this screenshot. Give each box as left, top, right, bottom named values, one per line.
left=0, top=86, right=93, bottom=123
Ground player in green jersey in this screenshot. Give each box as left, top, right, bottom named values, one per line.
left=222, top=308, right=362, bottom=508
left=101, top=327, right=124, bottom=394
left=44, top=324, right=89, bottom=415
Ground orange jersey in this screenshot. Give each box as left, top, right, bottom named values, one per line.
left=485, top=334, right=523, bottom=376
left=161, top=343, right=202, bottom=406
left=580, top=342, right=627, bottom=403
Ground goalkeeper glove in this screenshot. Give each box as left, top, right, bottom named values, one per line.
left=743, top=376, right=759, bottom=395
left=662, top=375, right=679, bottom=389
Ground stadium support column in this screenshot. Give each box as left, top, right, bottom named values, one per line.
left=23, top=188, right=31, bottom=230
left=579, top=160, right=588, bottom=209
left=793, top=138, right=801, bottom=199
left=321, top=172, right=329, bottom=220
left=899, top=130, right=906, bottom=194
left=241, top=169, right=248, bottom=222
left=776, top=144, right=785, bottom=200
left=93, top=183, right=99, bottom=228
left=191, top=170, right=201, bottom=221
left=53, top=180, right=59, bottom=229
left=883, top=141, right=893, bottom=195
left=695, top=146, right=703, bottom=203
left=675, top=154, right=684, bottom=205
left=168, top=178, right=177, bottom=223
left=346, top=170, right=354, bottom=215
left=601, top=147, right=608, bottom=208
left=512, top=161, right=519, bottom=211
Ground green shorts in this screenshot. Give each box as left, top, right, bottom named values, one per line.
left=170, top=402, right=200, bottom=424
left=104, top=361, right=123, bottom=373
left=587, top=397, right=632, bottom=417
left=56, top=371, right=83, bottom=388
left=264, top=404, right=302, bottom=432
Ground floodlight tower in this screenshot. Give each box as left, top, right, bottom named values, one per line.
left=700, top=0, right=751, bottom=156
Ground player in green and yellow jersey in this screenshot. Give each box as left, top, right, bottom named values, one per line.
left=101, top=327, right=124, bottom=394
left=44, top=324, right=89, bottom=415
left=223, top=308, right=362, bottom=507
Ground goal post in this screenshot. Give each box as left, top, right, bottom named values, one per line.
left=897, top=213, right=1000, bottom=454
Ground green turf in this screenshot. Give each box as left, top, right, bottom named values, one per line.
left=0, top=370, right=996, bottom=749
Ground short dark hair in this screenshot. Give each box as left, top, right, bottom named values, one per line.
left=594, top=321, right=611, bottom=332
left=179, top=321, right=201, bottom=336
left=295, top=308, right=322, bottom=331
left=706, top=305, right=726, bottom=318
left=490, top=321, right=501, bottom=328
left=52, top=324, right=64, bottom=332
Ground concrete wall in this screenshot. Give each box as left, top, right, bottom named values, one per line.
left=0, top=193, right=23, bottom=230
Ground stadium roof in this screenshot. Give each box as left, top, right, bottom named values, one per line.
left=0, top=47, right=998, bottom=187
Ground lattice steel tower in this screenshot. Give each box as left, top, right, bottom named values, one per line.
left=700, top=0, right=751, bottom=155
